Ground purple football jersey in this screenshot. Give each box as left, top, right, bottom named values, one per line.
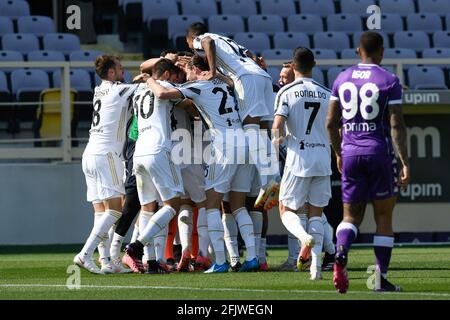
left=331, top=63, right=403, bottom=157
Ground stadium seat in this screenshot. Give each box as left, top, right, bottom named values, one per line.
left=259, top=0, right=297, bottom=17
left=143, top=0, right=178, bottom=21
left=69, top=50, right=104, bottom=62
left=352, top=31, right=389, bottom=48
left=393, top=31, right=430, bottom=50
left=180, top=0, right=218, bottom=17
left=261, top=49, right=293, bottom=60
left=27, top=50, right=66, bottom=72
left=380, top=13, right=404, bottom=33
left=43, top=33, right=81, bottom=55
left=0, top=70, right=13, bottom=132
left=220, top=0, right=257, bottom=16
left=11, top=69, right=50, bottom=125
left=34, top=89, right=77, bottom=146
left=327, top=66, right=348, bottom=88
left=287, top=14, right=323, bottom=34
left=446, top=14, right=450, bottom=31
left=422, top=48, right=450, bottom=68
left=417, top=0, right=450, bottom=15
left=2, top=34, right=40, bottom=55
left=406, top=14, right=442, bottom=32
left=0, top=0, right=30, bottom=18
left=313, top=32, right=350, bottom=51
left=168, top=15, right=203, bottom=39
left=378, top=0, right=415, bottom=16
left=0, top=17, right=14, bottom=36
left=94, top=71, right=133, bottom=86
left=233, top=33, right=271, bottom=54
left=433, top=31, right=450, bottom=48
left=248, top=15, right=284, bottom=34
left=340, top=0, right=375, bottom=14
left=273, top=32, right=310, bottom=49
left=340, top=49, right=359, bottom=59
left=299, top=0, right=335, bottom=16
left=17, top=16, right=56, bottom=36
left=208, top=15, right=245, bottom=37
left=312, top=68, right=325, bottom=86
left=383, top=48, right=417, bottom=70
left=0, top=50, right=23, bottom=72
left=408, top=66, right=448, bottom=90
left=311, top=49, right=337, bottom=70
left=326, top=14, right=363, bottom=33
left=266, top=66, right=281, bottom=83
left=52, top=69, right=93, bottom=122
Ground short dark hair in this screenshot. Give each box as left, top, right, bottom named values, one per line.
left=177, top=51, right=194, bottom=57
left=359, top=31, right=384, bottom=55
left=160, top=49, right=177, bottom=58
left=153, top=58, right=179, bottom=78
left=188, top=55, right=210, bottom=71
left=292, top=47, right=315, bottom=73
left=187, top=22, right=208, bottom=37
left=95, top=55, right=119, bottom=79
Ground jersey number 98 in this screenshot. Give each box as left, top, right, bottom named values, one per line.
left=338, top=82, right=380, bottom=121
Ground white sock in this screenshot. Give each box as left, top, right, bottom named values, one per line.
left=138, top=206, right=176, bottom=246
left=206, top=209, right=226, bottom=265
left=197, top=207, right=210, bottom=257
left=233, top=207, right=256, bottom=261
left=81, top=209, right=122, bottom=258
left=110, top=232, right=124, bottom=261
left=139, top=211, right=155, bottom=261
left=287, top=232, right=300, bottom=262
left=308, top=216, right=324, bottom=273
left=259, top=237, right=267, bottom=263
left=281, top=211, right=310, bottom=245
left=178, top=205, right=193, bottom=252
left=222, top=213, right=239, bottom=265
left=322, top=213, right=336, bottom=254
left=154, top=225, right=168, bottom=262
left=131, top=223, right=139, bottom=243
left=94, top=212, right=109, bottom=262
left=250, top=211, right=263, bottom=261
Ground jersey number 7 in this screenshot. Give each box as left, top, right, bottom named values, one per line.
left=304, top=102, right=320, bottom=135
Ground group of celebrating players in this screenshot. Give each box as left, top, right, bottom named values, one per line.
left=73, top=22, right=410, bottom=293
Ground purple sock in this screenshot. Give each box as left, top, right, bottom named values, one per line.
left=336, top=228, right=356, bottom=252
left=373, top=236, right=394, bottom=275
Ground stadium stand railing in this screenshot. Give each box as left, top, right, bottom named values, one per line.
left=0, top=57, right=449, bottom=162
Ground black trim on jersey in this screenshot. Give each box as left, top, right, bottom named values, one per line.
left=187, top=87, right=201, bottom=95
left=312, top=80, right=332, bottom=93
left=119, top=87, right=130, bottom=97
left=274, top=80, right=304, bottom=112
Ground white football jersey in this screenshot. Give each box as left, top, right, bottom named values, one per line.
left=193, top=33, right=270, bottom=80
left=177, top=78, right=242, bottom=143
left=133, top=81, right=183, bottom=157
left=84, top=80, right=138, bottom=157
left=274, top=77, right=332, bottom=177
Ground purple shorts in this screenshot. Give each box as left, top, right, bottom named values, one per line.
left=341, top=154, right=398, bottom=203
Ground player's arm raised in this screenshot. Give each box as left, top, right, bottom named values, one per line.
left=146, top=77, right=183, bottom=100
left=201, top=36, right=217, bottom=80
left=326, top=100, right=343, bottom=172
left=389, top=104, right=410, bottom=188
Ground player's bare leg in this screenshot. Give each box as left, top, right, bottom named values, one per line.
left=372, top=196, right=401, bottom=292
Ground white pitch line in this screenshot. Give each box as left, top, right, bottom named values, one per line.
left=1, top=284, right=450, bottom=298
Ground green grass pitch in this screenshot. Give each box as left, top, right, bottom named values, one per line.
left=1, top=246, right=449, bottom=300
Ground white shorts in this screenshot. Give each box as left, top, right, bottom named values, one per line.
left=279, top=171, right=331, bottom=210
left=205, top=163, right=255, bottom=195
left=181, top=164, right=207, bottom=204
left=234, top=74, right=273, bottom=120
left=82, top=153, right=125, bottom=203
left=248, top=169, right=262, bottom=198
left=133, top=151, right=183, bottom=205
